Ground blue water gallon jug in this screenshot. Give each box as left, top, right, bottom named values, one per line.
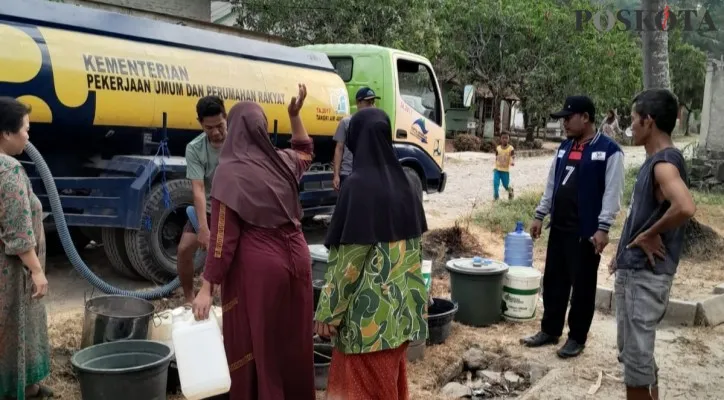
left=504, top=221, right=534, bottom=267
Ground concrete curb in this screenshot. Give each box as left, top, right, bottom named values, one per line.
left=696, top=294, right=724, bottom=326
left=594, top=285, right=724, bottom=327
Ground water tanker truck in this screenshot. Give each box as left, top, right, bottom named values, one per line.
left=0, top=0, right=470, bottom=284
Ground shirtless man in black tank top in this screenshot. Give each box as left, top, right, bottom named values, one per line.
left=611, top=88, right=696, bottom=400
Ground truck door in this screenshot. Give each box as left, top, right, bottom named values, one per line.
left=393, top=57, right=445, bottom=169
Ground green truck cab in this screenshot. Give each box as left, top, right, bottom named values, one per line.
left=302, top=44, right=473, bottom=195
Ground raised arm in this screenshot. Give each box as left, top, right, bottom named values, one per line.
left=281, top=83, right=314, bottom=180
left=288, top=83, right=310, bottom=142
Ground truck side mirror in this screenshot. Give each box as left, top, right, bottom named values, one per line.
left=463, top=85, right=475, bottom=108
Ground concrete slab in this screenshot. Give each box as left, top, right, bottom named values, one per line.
left=696, top=294, right=724, bottom=327
left=714, top=283, right=724, bottom=295
left=662, top=299, right=698, bottom=326
left=595, top=286, right=612, bottom=312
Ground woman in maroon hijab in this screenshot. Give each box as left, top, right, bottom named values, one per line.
left=192, top=84, right=315, bottom=400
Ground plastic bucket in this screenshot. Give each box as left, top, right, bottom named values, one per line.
left=314, top=343, right=333, bottom=390
left=427, top=298, right=458, bottom=345
left=502, top=266, right=542, bottom=321
left=445, top=258, right=509, bottom=327
left=71, top=340, right=173, bottom=400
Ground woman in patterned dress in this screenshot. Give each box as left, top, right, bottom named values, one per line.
left=315, top=108, right=429, bottom=400
left=0, top=97, right=53, bottom=399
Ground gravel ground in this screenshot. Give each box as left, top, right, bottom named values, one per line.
left=424, top=142, right=675, bottom=228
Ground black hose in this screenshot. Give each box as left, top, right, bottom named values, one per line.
left=25, top=142, right=181, bottom=300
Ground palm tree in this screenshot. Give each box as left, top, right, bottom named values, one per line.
left=641, top=0, right=670, bottom=89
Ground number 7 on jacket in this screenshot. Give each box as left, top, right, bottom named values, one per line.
left=562, top=165, right=575, bottom=185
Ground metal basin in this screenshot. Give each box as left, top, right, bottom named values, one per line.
left=81, top=295, right=155, bottom=349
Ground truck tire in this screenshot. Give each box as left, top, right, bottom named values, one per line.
left=101, top=227, right=143, bottom=280
left=403, top=166, right=424, bottom=202
left=124, top=179, right=193, bottom=284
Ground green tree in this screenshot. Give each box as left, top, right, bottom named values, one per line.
left=234, top=0, right=442, bottom=60
left=669, top=30, right=708, bottom=135
left=438, top=0, right=642, bottom=139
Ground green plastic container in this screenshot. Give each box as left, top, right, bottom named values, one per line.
left=445, top=257, right=509, bottom=327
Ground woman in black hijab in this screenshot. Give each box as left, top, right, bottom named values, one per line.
left=314, top=108, right=428, bottom=399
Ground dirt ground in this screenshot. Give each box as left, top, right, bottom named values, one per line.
left=43, top=137, right=724, bottom=399
left=424, top=141, right=654, bottom=229
left=405, top=312, right=724, bottom=399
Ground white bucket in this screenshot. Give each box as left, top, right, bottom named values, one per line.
left=502, top=266, right=542, bottom=321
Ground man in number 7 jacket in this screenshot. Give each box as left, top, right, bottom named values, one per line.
left=522, top=95, right=625, bottom=359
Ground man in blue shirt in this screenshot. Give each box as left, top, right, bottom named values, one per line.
left=521, top=95, right=625, bottom=358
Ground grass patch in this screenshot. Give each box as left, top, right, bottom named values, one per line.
left=473, top=191, right=542, bottom=234
left=474, top=159, right=724, bottom=256
left=623, top=165, right=724, bottom=207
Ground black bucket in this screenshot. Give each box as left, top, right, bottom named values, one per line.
left=314, top=343, right=333, bottom=390
left=427, top=298, right=458, bottom=345
left=71, top=340, right=173, bottom=400
left=312, top=279, right=325, bottom=312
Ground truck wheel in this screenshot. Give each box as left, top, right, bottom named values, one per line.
left=101, top=227, right=144, bottom=280
left=403, top=166, right=424, bottom=202
left=124, top=179, right=193, bottom=284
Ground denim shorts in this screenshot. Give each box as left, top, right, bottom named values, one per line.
left=615, top=268, right=673, bottom=387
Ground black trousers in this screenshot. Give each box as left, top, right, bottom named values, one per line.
left=541, top=227, right=601, bottom=344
